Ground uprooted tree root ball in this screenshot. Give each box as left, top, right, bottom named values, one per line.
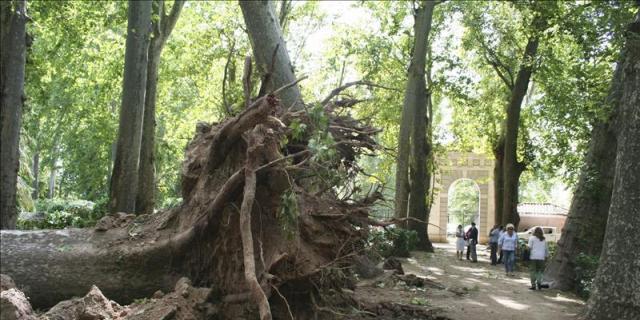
left=2, top=93, right=436, bottom=319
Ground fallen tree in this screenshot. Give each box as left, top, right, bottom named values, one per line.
left=1, top=87, right=385, bottom=318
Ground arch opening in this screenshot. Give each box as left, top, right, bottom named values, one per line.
left=447, top=178, right=480, bottom=239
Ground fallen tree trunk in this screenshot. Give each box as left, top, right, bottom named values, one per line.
left=0, top=226, right=186, bottom=308
left=1, top=94, right=380, bottom=318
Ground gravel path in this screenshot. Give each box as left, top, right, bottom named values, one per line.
left=400, top=242, right=585, bottom=320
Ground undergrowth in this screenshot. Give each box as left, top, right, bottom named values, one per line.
left=574, top=253, right=599, bottom=299
left=17, top=198, right=105, bottom=229
left=366, top=227, right=418, bottom=260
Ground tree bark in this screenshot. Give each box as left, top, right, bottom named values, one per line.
left=407, top=1, right=436, bottom=251
left=0, top=228, right=185, bottom=308
left=239, top=1, right=302, bottom=110
left=492, top=136, right=505, bottom=226
left=501, top=35, right=540, bottom=229
left=136, top=0, right=184, bottom=215
left=396, top=1, right=436, bottom=226
left=109, top=0, right=152, bottom=214
left=48, top=161, right=56, bottom=199
left=31, top=151, right=39, bottom=199
left=0, top=0, right=27, bottom=229
left=584, top=13, right=640, bottom=319
left=543, top=55, right=622, bottom=291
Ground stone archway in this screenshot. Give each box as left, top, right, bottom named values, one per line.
left=428, top=152, right=495, bottom=243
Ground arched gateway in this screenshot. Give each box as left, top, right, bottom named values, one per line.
left=428, top=152, right=495, bottom=244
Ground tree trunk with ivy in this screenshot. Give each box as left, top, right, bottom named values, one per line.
left=584, top=12, right=640, bottom=318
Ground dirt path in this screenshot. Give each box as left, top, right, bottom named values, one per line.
left=401, top=242, right=585, bottom=320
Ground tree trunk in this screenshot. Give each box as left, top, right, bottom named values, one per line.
left=136, top=45, right=160, bottom=215
left=137, top=0, right=184, bottom=215
left=409, top=96, right=434, bottom=251
left=0, top=0, right=27, bottom=229
left=0, top=228, right=184, bottom=308
left=584, top=14, right=640, bottom=319
left=543, top=55, right=622, bottom=291
left=31, top=151, right=39, bottom=199
left=501, top=35, right=539, bottom=229
left=109, top=0, right=152, bottom=214
left=396, top=1, right=436, bottom=225
left=239, top=1, right=302, bottom=110
left=407, top=1, right=436, bottom=251
left=48, top=161, right=56, bottom=199
left=492, top=135, right=505, bottom=226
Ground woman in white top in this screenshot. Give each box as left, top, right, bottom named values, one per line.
left=455, top=225, right=465, bottom=260
left=527, top=227, right=549, bottom=290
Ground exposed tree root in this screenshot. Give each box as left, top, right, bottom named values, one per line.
left=2, top=87, right=388, bottom=318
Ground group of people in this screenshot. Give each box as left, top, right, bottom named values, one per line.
left=455, top=222, right=478, bottom=262
left=455, top=223, right=550, bottom=290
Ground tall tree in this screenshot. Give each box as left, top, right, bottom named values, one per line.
left=500, top=7, right=548, bottom=227
left=543, top=57, right=621, bottom=291
left=0, top=0, right=27, bottom=229
left=405, top=0, right=437, bottom=251
left=239, top=1, right=301, bottom=110
left=584, top=10, right=640, bottom=319
left=136, top=0, right=184, bottom=215
left=109, top=0, right=152, bottom=214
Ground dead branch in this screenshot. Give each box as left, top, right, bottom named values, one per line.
left=273, top=75, right=308, bottom=96
left=222, top=41, right=236, bottom=115
left=243, top=55, right=252, bottom=109
left=320, top=80, right=400, bottom=106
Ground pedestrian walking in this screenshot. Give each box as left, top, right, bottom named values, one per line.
left=527, top=227, right=549, bottom=290
left=489, top=225, right=500, bottom=265
left=498, top=223, right=518, bottom=276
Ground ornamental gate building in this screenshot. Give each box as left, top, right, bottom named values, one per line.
left=428, top=152, right=495, bottom=244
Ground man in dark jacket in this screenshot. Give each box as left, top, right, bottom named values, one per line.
left=469, top=222, right=479, bottom=262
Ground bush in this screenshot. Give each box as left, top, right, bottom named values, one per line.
left=17, top=198, right=101, bottom=229
left=574, top=253, right=599, bottom=299
left=366, top=227, right=418, bottom=260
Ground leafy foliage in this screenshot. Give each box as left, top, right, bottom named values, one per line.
left=366, top=227, right=418, bottom=259
left=17, top=198, right=102, bottom=229
left=574, top=253, right=600, bottom=299
left=447, top=179, right=479, bottom=226
left=278, top=189, right=299, bottom=240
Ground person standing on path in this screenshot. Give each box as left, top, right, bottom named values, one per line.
left=465, top=226, right=472, bottom=260
left=489, top=225, right=501, bottom=265
left=497, top=225, right=505, bottom=264
left=498, top=223, right=518, bottom=276
left=455, top=224, right=465, bottom=260
left=527, top=227, right=549, bottom=290
left=469, top=222, right=479, bottom=263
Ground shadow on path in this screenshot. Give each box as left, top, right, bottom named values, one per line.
left=400, top=241, right=584, bottom=320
